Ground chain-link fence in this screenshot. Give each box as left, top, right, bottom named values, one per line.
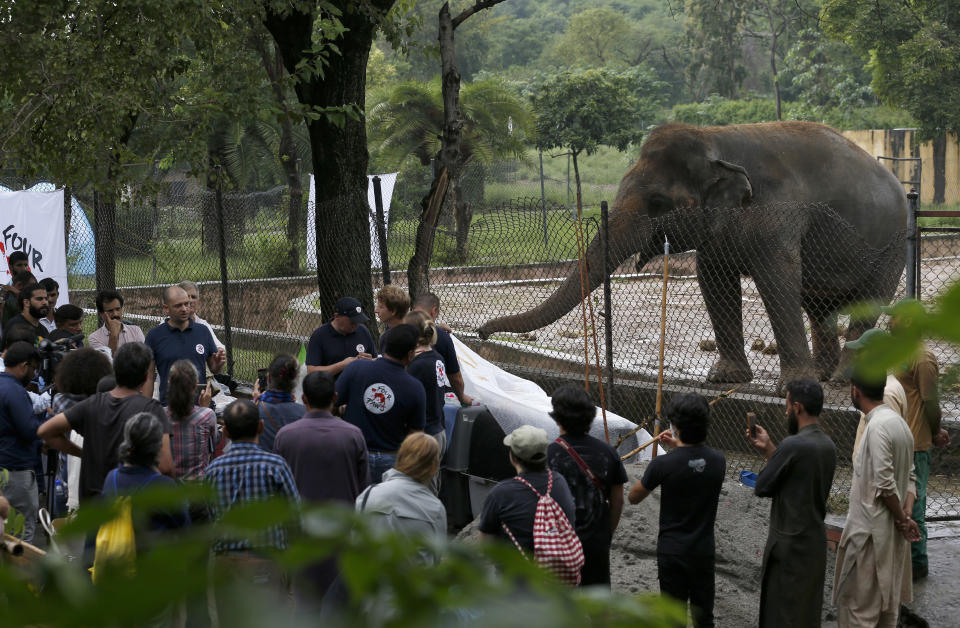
left=8, top=161, right=957, bottom=519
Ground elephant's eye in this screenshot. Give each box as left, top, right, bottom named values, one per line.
left=647, top=194, right=673, bottom=216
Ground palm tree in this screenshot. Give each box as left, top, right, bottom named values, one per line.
left=368, top=77, right=533, bottom=261
left=209, top=116, right=312, bottom=271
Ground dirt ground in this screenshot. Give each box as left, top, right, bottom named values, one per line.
left=612, top=461, right=960, bottom=627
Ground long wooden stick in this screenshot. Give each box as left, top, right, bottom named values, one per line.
left=652, top=238, right=670, bottom=459
left=615, top=418, right=651, bottom=448
left=621, top=433, right=663, bottom=461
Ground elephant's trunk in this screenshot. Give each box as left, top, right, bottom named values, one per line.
left=477, top=223, right=642, bottom=338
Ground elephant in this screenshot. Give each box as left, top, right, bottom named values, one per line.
left=478, top=122, right=907, bottom=386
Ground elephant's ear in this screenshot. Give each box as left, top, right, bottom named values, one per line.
left=704, top=159, right=753, bottom=209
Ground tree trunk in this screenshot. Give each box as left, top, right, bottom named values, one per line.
left=265, top=1, right=389, bottom=321
left=767, top=5, right=782, bottom=121
left=453, top=177, right=472, bottom=262
left=254, top=33, right=303, bottom=275
left=280, top=125, right=303, bottom=274
left=408, top=169, right=449, bottom=300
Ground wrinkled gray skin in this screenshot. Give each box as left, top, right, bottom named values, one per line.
left=478, top=122, right=907, bottom=386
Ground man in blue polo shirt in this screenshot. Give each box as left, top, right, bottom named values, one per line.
left=335, top=324, right=425, bottom=483
left=305, top=296, right=377, bottom=378
left=0, top=341, right=41, bottom=542
left=145, top=285, right=226, bottom=404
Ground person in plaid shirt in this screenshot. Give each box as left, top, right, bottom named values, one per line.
left=166, top=360, right=220, bottom=481
left=206, top=399, right=299, bottom=617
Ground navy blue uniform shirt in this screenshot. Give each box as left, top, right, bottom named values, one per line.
left=0, top=372, right=39, bottom=470
left=406, top=349, right=446, bottom=435
left=145, top=320, right=217, bottom=404
left=306, top=321, right=377, bottom=370
left=335, top=357, right=426, bottom=452
left=433, top=327, right=461, bottom=376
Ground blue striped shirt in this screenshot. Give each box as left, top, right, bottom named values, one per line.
left=205, top=442, right=300, bottom=552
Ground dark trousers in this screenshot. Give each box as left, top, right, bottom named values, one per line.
left=579, top=542, right=611, bottom=587
left=657, top=552, right=715, bottom=628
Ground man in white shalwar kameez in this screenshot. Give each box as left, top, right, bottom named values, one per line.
left=834, top=373, right=920, bottom=627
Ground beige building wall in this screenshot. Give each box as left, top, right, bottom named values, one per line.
left=842, top=129, right=960, bottom=206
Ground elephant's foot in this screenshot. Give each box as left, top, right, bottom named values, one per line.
left=828, top=350, right=855, bottom=383
left=706, top=357, right=753, bottom=384
left=776, top=363, right=820, bottom=394
left=814, top=354, right=840, bottom=382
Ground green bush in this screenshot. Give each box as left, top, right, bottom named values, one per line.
left=670, top=95, right=917, bottom=130
left=0, top=485, right=685, bottom=627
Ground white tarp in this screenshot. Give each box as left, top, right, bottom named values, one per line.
left=0, top=188, right=69, bottom=296
left=452, top=335, right=651, bottom=461
left=306, top=172, right=399, bottom=270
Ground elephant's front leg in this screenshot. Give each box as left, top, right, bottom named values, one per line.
left=697, top=255, right=752, bottom=383
left=751, top=253, right=816, bottom=388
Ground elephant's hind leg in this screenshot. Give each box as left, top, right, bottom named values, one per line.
left=697, top=255, right=753, bottom=383
left=808, top=308, right=840, bottom=381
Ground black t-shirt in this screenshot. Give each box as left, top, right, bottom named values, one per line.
left=3, top=313, right=46, bottom=340
left=640, top=445, right=725, bottom=556
left=406, top=350, right=446, bottom=435
left=547, top=434, right=628, bottom=549
left=64, top=392, right=171, bottom=501
left=478, top=470, right=575, bottom=554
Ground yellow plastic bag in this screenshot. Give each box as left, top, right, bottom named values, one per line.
left=90, top=497, right=136, bottom=583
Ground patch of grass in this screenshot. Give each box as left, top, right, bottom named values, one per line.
left=386, top=207, right=602, bottom=267
left=918, top=203, right=960, bottom=227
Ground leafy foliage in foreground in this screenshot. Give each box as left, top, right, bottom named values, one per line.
left=1, top=483, right=683, bottom=627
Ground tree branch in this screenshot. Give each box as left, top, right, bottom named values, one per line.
left=452, top=0, right=510, bottom=29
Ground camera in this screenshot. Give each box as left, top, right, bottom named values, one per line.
left=37, top=334, right=84, bottom=389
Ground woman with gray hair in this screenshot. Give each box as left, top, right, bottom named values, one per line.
left=101, top=412, right=189, bottom=534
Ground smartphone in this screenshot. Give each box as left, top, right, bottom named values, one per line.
left=746, top=412, right=757, bottom=438
left=257, top=368, right=269, bottom=392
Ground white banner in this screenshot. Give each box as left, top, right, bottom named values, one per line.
left=0, top=189, right=69, bottom=296
left=306, top=173, right=399, bottom=270
left=452, top=335, right=651, bottom=460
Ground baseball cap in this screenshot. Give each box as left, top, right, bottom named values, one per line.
left=334, top=297, right=368, bottom=323
left=503, top=425, right=549, bottom=463
left=844, top=328, right=889, bottom=351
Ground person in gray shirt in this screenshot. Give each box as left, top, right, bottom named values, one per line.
left=357, top=432, right=446, bottom=561
left=747, top=379, right=837, bottom=628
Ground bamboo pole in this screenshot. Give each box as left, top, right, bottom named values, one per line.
left=621, top=433, right=665, bottom=461
left=652, top=237, right=670, bottom=459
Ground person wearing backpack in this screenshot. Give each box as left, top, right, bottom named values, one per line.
left=627, top=393, right=725, bottom=628
left=479, top=425, right=582, bottom=584
left=546, top=385, right=628, bottom=587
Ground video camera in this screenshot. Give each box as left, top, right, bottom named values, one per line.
left=37, top=334, right=84, bottom=389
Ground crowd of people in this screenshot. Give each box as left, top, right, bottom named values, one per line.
left=0, top=255, right=952, bottom=627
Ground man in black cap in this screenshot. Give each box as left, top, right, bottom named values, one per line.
left=305, top=296, right=378, bottom=378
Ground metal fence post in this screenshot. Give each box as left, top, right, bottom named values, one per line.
left=601, top=201, right=614, bottom=407
left=372, top=175, right=391, bottom=285
left=906, top=187, right=919, bottom=298
left=214, top=166, right=234, bottom=374
left=539, top=151, right=549, bottom=247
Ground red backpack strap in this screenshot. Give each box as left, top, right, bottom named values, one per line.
left=512, top=474, right=543, bottom=497
left=554, top=437, right=604, bottom=492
